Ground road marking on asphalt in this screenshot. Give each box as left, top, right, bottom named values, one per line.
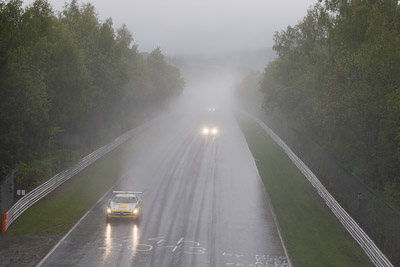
left=94, top=232, right=287, bottom=266
left=223, top=252, right=289, bottom=267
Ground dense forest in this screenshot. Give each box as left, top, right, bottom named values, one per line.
left=260, top=0, right=400, bottom=209
left=0, top=0, right=184, bottom=190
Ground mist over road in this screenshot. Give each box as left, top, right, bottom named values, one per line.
left=39, top=65, right=288, bottom=267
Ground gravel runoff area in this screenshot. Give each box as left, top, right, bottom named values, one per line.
left=0, top=233, right=63, bottom=267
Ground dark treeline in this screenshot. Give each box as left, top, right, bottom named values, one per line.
left=260, top=0, right=400, bottom=209
left=0, top=0, right=184, bottom=189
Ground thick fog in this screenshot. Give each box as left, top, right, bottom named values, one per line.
left=24, top=0, right=316, bottom=56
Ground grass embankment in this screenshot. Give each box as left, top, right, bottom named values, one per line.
left=236, top=114, right=373, bottom=267
left=6, top=145, right=126, bottom=237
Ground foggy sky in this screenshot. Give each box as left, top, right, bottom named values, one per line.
left=24, top=0, right=316, bottom=56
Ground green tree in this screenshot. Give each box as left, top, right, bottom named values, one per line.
left=0, top=0, right=185, bottom=183
left=261, top=0, right=400, bottom=207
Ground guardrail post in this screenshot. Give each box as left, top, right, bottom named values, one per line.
left=2, top=211, right=8, bottom=233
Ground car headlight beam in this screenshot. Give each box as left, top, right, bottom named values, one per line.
left=202, top=126, right=219, bottom=136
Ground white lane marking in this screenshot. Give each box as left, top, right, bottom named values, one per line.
left=36, top=186, right=114, bottom=267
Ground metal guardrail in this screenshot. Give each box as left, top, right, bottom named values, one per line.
left=1, top=125, right=143, bottom=233
left=246, top=113, right=393, bottom=267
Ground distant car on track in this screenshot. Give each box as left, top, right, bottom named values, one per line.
left=106, top=191, right=143, bottom=222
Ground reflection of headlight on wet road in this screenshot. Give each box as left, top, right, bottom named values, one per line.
left=105, top=223, right=112, bottom=257
left=106, top=223, right=111, bottom=237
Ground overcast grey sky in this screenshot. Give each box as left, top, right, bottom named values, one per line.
left=24, top=0, right=317, bottom=56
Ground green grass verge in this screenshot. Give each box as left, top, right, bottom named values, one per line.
left=236, top=113, right=373, bottom=267
left=6, top=145, right=126, bottom=237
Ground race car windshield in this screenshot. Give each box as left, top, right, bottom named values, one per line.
left=113, top=196, right=137, bottom=203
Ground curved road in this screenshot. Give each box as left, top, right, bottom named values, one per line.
left=38, top=105, right=289, bottom=267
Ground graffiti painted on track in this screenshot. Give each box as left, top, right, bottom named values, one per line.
left=96, top=236, right=206, bottom=255
left=223, top=252, right=289, bottom=267
left=96, top=236, right=288, bottom=266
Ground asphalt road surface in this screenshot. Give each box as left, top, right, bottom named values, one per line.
left=38, top=105, right=289, bottom=267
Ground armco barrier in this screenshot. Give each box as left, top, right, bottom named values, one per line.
left=264, top=115, right=400, bottom=263
left=0, top=116, right=159, bottom=233
left=245, top=112, right=393, bottom=267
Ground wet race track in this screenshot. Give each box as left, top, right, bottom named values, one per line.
left=38, top=70, right=289, bottom=267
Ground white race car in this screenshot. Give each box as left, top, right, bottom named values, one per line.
left=106, top=191, right=143, bottom=221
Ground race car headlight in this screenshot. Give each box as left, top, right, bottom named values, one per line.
left=211, top=128, right=218, bottom=135
left=107, top=207, right=111, bottom=214
left=202, top=127, right=209, bottom=135
left=133, top=208, right=139, bottom=214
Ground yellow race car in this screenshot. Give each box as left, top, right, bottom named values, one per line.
left=106, top=191, right=143, bottom=222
